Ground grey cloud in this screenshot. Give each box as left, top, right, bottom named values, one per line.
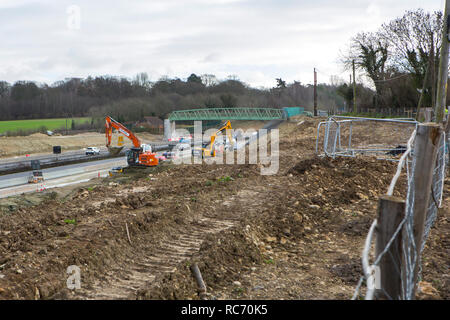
left=0, top=0, right=443, bottom=87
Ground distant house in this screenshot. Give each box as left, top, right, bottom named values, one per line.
left=136, top=116, right=164, bottom=129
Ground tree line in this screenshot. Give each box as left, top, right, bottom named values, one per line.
left=0, top=73, right=347, bottom=124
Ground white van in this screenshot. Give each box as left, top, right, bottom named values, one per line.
left=86, top=147, right=100, bottom=155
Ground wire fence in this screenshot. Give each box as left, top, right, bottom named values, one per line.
left=316, top=118, right=448, bottom=299
left=352, top=129, right=447, bottom=300
left=316, top=116, right=418, bottom=160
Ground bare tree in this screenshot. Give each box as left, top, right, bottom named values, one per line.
left=200, top=74, right=218, bottom=87
left=380, top=9, right=443, bottom=75
left=380, top=9, right=443, bottom=108
left=133, top=72, right=151, bottom=89
left=341, top=9, right=443, bottom=113
left=343, top=32, right=389, bottom=110
left=0, top=81, right=10, bottom=98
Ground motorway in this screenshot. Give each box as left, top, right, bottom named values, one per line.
left=0, top=146, right=110, bottom=164
left=0, top=157, right=127, bottom=198
left=0, top=120, right=283, bottom=199
left=0, top=141, right=176, bottom=175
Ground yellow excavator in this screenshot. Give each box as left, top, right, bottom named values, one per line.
left=193, top=120, right=234, bottom=158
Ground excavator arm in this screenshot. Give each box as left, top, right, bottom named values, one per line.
left=220, top=120, right=234, bottom=149
left=105, top=116, right=141, bottom=148
left=202, top=120, right=234, bottom=157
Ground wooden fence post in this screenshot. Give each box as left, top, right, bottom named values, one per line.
left=376, top=195, right=405, bottom=300
left=410, top=123, right=443, bottom=298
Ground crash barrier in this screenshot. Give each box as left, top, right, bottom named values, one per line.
left=0, top=151, right=124, bottom=175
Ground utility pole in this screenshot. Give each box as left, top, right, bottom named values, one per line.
left=349, top=74, right=352, bottom=112
left=430, top=35, right=436, bottom=110
left=352, top=60, right=357, bottom=113
left=416, top=56, right=432, bottom=120
left=314, top=68, right=318, bottom=116
left=434, top=0, right=450, bottom=123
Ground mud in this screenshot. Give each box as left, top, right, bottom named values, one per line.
left=0, top=117, right=448, bottom=300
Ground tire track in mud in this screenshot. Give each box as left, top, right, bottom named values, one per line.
left=75, top=216, right=237, bottom=300
left=74, top=186, right=265, bottom=300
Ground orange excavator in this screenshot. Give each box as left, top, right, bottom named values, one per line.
left=105, top=116, right=158, bottom=167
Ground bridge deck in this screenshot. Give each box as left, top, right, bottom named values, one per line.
left=168, top=108, right=285, bottom=121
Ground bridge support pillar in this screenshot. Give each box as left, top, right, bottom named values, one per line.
left=171, top=121, right=176, bottom=138
left=164, top=119, right=171, bottom=141
left=164, top=120, right=177, bottom=141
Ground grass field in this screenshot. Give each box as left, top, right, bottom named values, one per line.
left=0, top=118, right=91, bottom=134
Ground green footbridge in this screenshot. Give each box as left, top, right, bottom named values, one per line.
left=168, top=108, right=287, bottom=121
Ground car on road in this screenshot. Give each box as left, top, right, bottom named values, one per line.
left=85, top=147, right=100, bottom=155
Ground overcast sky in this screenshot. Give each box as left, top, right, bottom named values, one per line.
left=0, top=0, right=444, bottom=88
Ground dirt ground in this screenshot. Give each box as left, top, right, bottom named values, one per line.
left=0, top=117, right=448, bottom=300
left=0, top=132, right=161, bottom=158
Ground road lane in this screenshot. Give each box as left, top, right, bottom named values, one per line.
left=0, top=120, right=284, bottom=198
left=0, top=157, right=127, bottom=198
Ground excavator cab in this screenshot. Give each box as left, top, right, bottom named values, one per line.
left=192, top=139, right=216, bottom=158
left=126, top=147, right=159, bottom=167
left=202, top=138, right=216, bottom=157
left=126, top=147, right=141, bottom=166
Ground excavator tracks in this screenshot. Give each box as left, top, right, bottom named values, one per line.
left=75, top=217, right=237, bottom=300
